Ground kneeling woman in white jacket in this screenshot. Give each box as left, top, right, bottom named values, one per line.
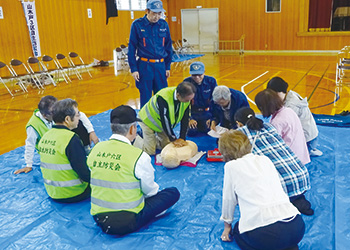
left=219, top=130, right=305, bottom=250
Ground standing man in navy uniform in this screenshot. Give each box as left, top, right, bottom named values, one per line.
left=128, top=0, right=173, bottom=108
left=183, top=62, right=218, bottom=136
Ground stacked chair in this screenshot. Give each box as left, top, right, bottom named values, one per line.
left=336, top=46, right=350, bottom=85
left=115, top=47, right=128, bottom=70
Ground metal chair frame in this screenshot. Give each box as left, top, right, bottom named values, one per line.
left=10, top=59, right=44, bottom=90
left=0, top=61, right=15, bottom=96
left=67, top=52, right=92, bottom=79
left=114, top=47, right=128, bottom=70
left=336, top=47, right=350, bottom=86
left=41, top=55, right=70, bottom=84
left=27, top=57, right=56, bottom=87
left=55, top=53, right=81, bottom=81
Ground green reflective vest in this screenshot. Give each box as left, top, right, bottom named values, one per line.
left=26, top=109, right=50, bottom=149
left=38, top=128, right=88, bottom=199
left=87, top=139, right=144, bottom=215
left=139, top=87, right=190, bottom=132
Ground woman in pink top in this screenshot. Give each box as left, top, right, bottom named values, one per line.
left=255, top=89, right=310, bottom=165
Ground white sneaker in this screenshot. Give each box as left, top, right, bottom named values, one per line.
left=310, top=149, right=323, bottom=157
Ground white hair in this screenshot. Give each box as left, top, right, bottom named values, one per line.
left=212, top=86, right=231, bottom=102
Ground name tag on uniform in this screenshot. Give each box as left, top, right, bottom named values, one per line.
left=160, top=28, right=167, bottom=32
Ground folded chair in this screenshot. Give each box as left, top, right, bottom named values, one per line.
left=0, top=61, right=15, bottom=96
left=41, top=55, right=71, bottom=84
left=67, top=52, right=92, bottom=79
left=55, top=53, right=81, bottom=80
left=27, top=57, right=56, bottom=87
left=9, top=59, right=44, bottom=90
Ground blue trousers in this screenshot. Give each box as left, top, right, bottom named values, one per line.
left=187, top=111, right=212, bottom=136
left=93, top=187, right=180, bottom=235
left=136, top=60, right=168, bottom=107
left=233, top=214, right=305, bottom=250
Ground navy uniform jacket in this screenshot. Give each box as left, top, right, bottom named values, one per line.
left=210, top=88, right=249, bottom=129
left=128, top=15, right=172, bottom=73
left=184, top=76, right=217, bottom=116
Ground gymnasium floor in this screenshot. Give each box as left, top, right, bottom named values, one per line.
left=1, top=54, right=349, bottom=249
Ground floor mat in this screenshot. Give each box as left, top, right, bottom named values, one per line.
left=1, top=110, right=350, bottom=249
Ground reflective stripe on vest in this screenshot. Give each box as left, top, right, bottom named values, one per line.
left=88, top=139, right=145, bottom=215
left=91, top=196, right=144, bottom=210
left=41, top=162, right=72, bottom=170
left=143, top=101, right=162, bottom=131
left=91, top=178, right=140, bottom=189
left=44, top=178, right=83, bottom=187
left=139, top=87, right=190, bottom=132
left=39, top=128, right=88, bottom=199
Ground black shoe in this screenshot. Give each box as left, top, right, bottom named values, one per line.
left=291, top=196, right=314, bottom=216
left=339, top=110, right=350, bottom=116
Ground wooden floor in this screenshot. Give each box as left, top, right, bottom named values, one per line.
left=0, top=53, right=347, bottom=155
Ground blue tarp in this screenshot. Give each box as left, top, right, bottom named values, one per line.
left=1, top=110, right=350, bottom=249
left=314, top=113, right=350, bottom=127
left=172, top=54, right=205, bottom=62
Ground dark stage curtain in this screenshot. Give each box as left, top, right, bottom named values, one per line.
left=308, top=0, right=333, bottom=29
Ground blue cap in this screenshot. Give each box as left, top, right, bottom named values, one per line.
left=147, top=0, right=165, bottom=13
left=189, top=62, right=205, bottom=75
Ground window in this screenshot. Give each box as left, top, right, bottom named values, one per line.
left=117, top=0, right=146, bottom=11
left=266, top=0, right=281, bottom=13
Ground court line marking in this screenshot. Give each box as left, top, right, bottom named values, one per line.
left=241, top=71, right=269, bottom=105
left=291, top=65, right=315, bottom=90
left=216, top=70, right=239, bottom=81
left=308, top=64, right=330, bottom=101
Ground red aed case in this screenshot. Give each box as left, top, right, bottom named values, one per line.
left=207, top=148, right=224, bottom=162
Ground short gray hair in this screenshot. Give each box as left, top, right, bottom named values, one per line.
left=212, top=86, right=231, bottom=102
left=111, top=122, right=136, bottom=136
left=52, top=98, right=78, bottom=123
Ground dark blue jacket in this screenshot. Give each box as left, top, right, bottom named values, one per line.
left=210, top=88, right=249, bottom=129
left=128, top=15, right=172, bottom=73
left=184, top=76, right=217, bottom=116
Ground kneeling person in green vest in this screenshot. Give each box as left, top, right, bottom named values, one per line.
left=38, top=98, right=91, bottom=203
left=87, top=105, right=180, bottom=235
left=15, top=95, right=57, bottom=174
left=138, top=81, right=196, bottom=155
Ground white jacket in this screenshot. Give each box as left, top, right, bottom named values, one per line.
left=284, top=90, right=318, bottom=142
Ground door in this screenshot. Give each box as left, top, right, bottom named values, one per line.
left=181, top=8, right=219, bottom=53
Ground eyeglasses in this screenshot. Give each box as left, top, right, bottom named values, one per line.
left=192, top=74, right=203, bottom=77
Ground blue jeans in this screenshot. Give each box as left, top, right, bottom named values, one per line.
left=233, top=214, right=305, bottom=250
left=93, top=187, right=180, bottom=235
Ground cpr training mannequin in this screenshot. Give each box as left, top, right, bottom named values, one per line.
left=161, top=140, right=198, bottom=169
